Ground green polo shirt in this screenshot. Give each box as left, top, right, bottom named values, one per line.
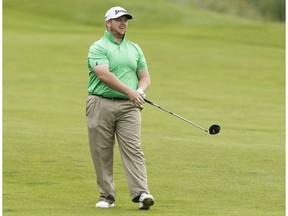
left=87, top=30, right=148, bottom=99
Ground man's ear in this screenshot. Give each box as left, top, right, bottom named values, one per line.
left=106, top=20, right=111, bottom=27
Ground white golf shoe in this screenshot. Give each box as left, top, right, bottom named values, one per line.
left=95, top=201, right=114, bottom=208
left=139, top=193, right=155, bottom=210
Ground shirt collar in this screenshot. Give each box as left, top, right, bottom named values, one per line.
left=104, top=30, right=126, bottom=44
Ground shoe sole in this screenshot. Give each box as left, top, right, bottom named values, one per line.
left=95, top=205, right=114, bottom=208
left=95, top=203, right=114, bottom=208
left=139, top=197, right=155, bottom=210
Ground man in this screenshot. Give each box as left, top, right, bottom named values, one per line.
left=86, top=6, right=155, bottom=210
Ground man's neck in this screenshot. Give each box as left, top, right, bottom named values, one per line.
left=114, top=36, right=123, bottom=44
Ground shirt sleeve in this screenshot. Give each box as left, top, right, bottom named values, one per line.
left=136, top=45, right=148, bottom=71
left=88, top=43, right=109, bottom=68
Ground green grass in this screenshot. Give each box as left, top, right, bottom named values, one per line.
left=3, top=0, right=285, bottom=215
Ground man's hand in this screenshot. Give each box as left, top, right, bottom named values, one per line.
left=128, top=89, right=145, bottom=107
left=137, top=88, right=146, bottom=98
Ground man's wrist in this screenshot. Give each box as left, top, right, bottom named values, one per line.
left=137, top=88, right=146, bottom=98
left=137, top=88, right=144, bottom=94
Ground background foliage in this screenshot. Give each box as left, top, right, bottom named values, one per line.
left=172, top=0, right=285, bottom=21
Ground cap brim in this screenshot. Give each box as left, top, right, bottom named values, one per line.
left=124, top=14, right=133, bottom=20
left=106, top=13, right=133, bottom=21
left=114, top=13, right=133, bottom=20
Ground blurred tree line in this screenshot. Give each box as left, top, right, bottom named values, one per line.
left=173, top=0, right=285, bottom=21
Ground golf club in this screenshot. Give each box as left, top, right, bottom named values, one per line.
left=144, top=98, right=220, bottom=135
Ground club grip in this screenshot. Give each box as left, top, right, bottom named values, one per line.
left=144, top=98, right=153, bottom=105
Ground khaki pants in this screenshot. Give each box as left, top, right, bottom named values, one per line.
left=86, top=95, right=150, bottom=203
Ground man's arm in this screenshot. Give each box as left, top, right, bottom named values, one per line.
left=93, top=64, right=145, bottom=106
left=137, top=69, right=151, bottom=93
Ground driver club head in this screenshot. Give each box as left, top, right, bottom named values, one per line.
left=209, top=124, right=221, bottom=135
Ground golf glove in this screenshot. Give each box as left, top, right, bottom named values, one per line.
left=137, top=88, right=146, bottom=98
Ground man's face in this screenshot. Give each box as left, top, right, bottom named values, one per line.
left=107, top=16, right=129, bottom=38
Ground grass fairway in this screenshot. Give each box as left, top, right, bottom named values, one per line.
left=3, top=1, right=285, bottom=215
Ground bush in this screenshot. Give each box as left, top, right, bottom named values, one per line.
left=174, top=0, right=285, bottom=22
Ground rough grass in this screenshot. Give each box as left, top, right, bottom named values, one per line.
left=3, top=1, right=285, bottom=215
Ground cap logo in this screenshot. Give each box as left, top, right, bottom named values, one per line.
left=115, top=9, right=127, bottom=15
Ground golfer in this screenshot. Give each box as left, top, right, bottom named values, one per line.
left=86, top=6, right=155, bottom=210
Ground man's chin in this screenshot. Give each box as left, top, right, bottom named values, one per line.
left=119, top=31, right=126, bottom=36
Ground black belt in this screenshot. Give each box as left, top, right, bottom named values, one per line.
left=89, top=93, right=128, bottom=101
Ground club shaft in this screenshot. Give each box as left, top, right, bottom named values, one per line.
left=144, top=99, right=208, bottom=133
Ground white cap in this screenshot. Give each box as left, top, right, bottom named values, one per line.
left=105, top=6, right=133, bottom=21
